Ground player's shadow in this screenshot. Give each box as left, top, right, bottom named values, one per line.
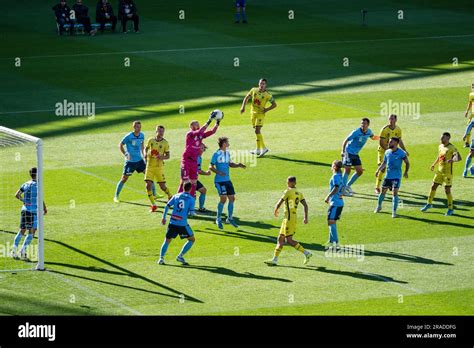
left=394, top=214, right=474, bottom=230
left=200, top=227, right=276, bottom=245
left=265, top=155, right=331, bottom=167
left=165, top=264, right=292, bottom=283
left=0, top=229, right=203, bottom=304
left=192, top=215, right=279, bottom=231
left=279, top=265, right=408, bottom=284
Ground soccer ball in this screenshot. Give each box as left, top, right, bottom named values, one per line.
left=211, top=109, right=224, bottom=121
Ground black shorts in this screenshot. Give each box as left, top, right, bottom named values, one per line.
left=343, top=153, right=362, bottom=167
left=123, top=159, right=146, bottom=176
left=327, top=206, right=343, bottom=221
left=382, top=178, right=401, bottom=190
left=196, top=180, right=204, bottom=191
left=166, top=224, right=194, bottom=239
left=20, top=211, right=37, bottom=230
left=215, top=181, right=235, bottom=196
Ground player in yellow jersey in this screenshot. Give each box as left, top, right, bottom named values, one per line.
left=463, top=84, right=474, bottom=148
left=420, top=132, right=461, bottom=216
left=240, top=78, right=277, bottom=157
left=144, top=125, right=172, bottom=212
left=375, top=114, right=409, bottom=193
left=265, top=176, right=311, bottom=266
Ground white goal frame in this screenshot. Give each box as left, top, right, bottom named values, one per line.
left=0, top=126, right=44, bottom=271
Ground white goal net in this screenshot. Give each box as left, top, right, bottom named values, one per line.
left=0, top=126, right=44, bottom=272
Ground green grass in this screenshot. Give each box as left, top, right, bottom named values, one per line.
left=0, top=0, right=473, bottom=315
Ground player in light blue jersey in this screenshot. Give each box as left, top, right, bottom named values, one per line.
left=158, top=182, right=196, bottom=265
left=462, top=120, right=474, bottom=177
left=374, top=138, right=410, bottom=218
left=324, top=160, right=344, bottom=250
left=196, top=143, right=211, bottom=212
left=114, top=120, right=158, bottom=202
left=11, top=168, right=47, bottom=261
left=210, top=137, right=246, bottom=229
left=341, top=118, right=377, bottom=196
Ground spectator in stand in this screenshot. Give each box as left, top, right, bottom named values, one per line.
left=53, top=0, right=73, bottom=35
left=72, top=0, right=97, bottom=36
left=96, top=0, right=117, bottom=33
left=118, top=0, right=139, bottom=33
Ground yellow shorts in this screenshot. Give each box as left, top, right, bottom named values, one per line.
left=145, top=166, right=166, bottom=183
left=279, top=218, right=296, bottom=237
left=433, top=171, right=452, bottom=186
left=251, top=113, right=265, bottom=127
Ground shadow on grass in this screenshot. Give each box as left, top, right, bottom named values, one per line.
left=0, top=229, right=202, bottom=303
left=264, top=155, right=331, bottom=167
left=278, top=265, right=408, bottom=284
left=165, top=264, right=292, bottom=283
left=198, top=227, right=453, bottom=266
left=4, top=63, right=474, bottom=139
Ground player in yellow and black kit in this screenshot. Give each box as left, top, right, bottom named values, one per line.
left=265, top=176, right=311, bottom=266
left=375, top=114, right=409, bottom=193
left=145, top=125, right=172, bottom=212
left=463, top=84, right=474, bottom=148
left=420, top=132, right=461, bottom=216
left=240, top=78, right=277, bottom=157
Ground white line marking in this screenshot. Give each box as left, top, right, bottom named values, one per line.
left=47, top=269, right=144, bottom=315
left=3, top=33, right=474, bottom=60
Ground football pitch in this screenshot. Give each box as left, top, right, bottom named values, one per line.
left=0, top=0, right=473, bottom=316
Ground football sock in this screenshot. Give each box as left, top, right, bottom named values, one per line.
left=342, top=173, right=349, bottom=186
left=347, top=173, right=359, bottom=187
left=115, top=180, right=124, bottom=197
left=228, top=202, right=234, bottom=219
left=151, top=182, right=157, bottom=197
left=428, top=189, right=436, bottom=204
left=147, top=190, right=155, bottom=205
left=20, top=234, right=33, bottom=255
left=329, top=224, right=339, bottom=243
left=179, top=240, right=194, bottom=256
left=273, top=245, right=283, bottom=259
left=199, top=193, right=206, bottom=209
left=160, top=240, right=169, bottom=258
left=465, top=156, right=472, bottom=172
left=256, top=134, right=262, bottom=150
left=13, top=231, right=23, bottom=252
left=446, top=192, right=453, bottom=210
left=177, top=181, right=183, bottom=193
left=392, top=195, right=399, bottom=212
left=294, top=243, right=306, bottom=254
left=242, top=11, right=247, bottom=21
left=259, top=134, right=265, bottom=149
left=377, top=193, right=385, bottom=208
left=235, top=12, right=240, bottom=22
left=217, top=202, right=224, bottom=220
left=162, top=186, right=171, bottom=198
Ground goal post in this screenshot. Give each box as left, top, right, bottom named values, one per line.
left=0, top=126, right=44, bottom=271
